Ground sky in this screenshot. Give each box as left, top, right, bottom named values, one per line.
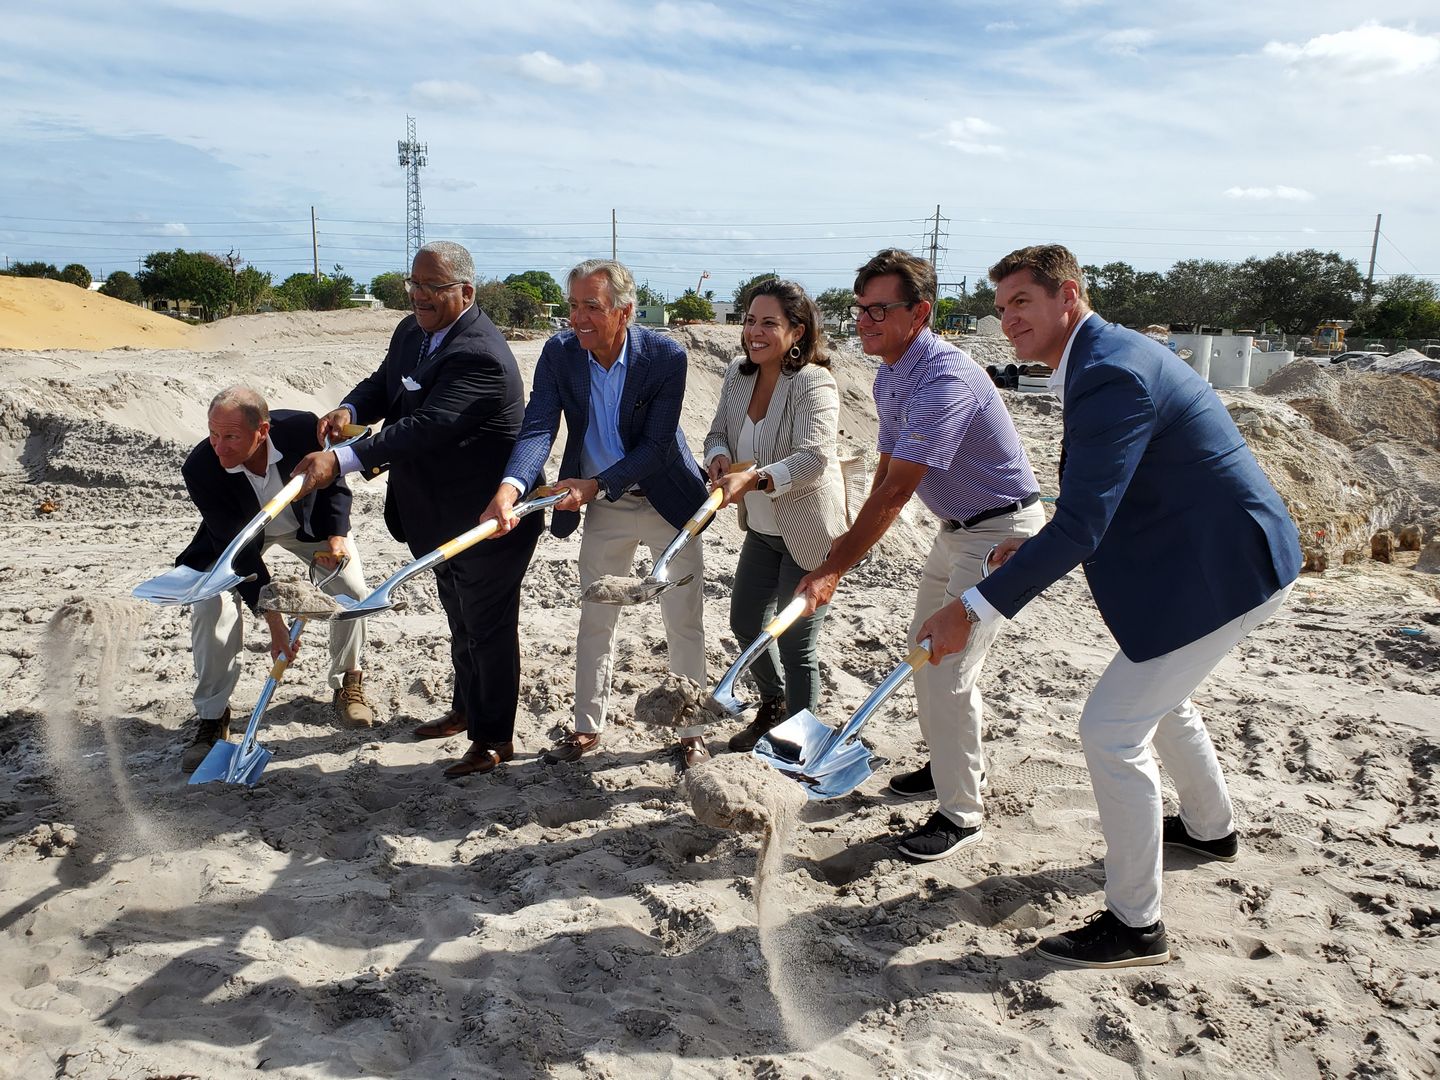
left=1, top=2, right=1436, bottom=303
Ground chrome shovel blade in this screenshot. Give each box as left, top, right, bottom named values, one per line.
left=133, top=565, right=249, bottom=606
left=187, top=738, right=273, bottom=787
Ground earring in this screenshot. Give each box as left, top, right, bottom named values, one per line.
left=788, top=343, right=803, bottom=360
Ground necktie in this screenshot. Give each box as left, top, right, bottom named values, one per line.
left=418, top=332, right=432, bottom=362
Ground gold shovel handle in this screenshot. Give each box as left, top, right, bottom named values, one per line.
left=905, top=640, right=932, bottom=669
left=764, top=595, right=808, bottom=637
left=261, top=475, right=306, bottom=518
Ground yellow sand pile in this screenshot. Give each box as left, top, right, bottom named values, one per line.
left=0, top=276, right=196, bottom=351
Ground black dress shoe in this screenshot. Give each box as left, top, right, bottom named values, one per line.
left=727, top=696, right=786, bottom=752
left=413, top=710, right=467, bottom=740
left=443, top=741, right=514, bottom=778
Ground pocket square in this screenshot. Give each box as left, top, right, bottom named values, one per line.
left=402, top=375, right=421, bottom=391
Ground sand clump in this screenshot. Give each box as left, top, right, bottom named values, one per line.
left=633, top=673, right=707, bottom=728
left=1416, top=539, right=1440, bottom=574
left=258, top=578, right=344, bottom=618
left=1372, top=530, right=1396, bottom=563
left=581, top=573, right=650, bottom=604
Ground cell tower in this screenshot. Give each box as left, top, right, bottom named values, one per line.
left=397, top=116, right=428, bottom=267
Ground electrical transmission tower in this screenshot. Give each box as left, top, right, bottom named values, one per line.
left=397, top=116, right=428, bottom=268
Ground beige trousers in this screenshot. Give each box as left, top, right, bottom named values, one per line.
left=190, top=532, right=368, bottom=718
left=908, top=503, right=1046, bottom=828
left=575, top=494, right=706, bottom=737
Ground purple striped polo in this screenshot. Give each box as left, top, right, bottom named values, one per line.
left=874, top=328, right=1038, bottom=522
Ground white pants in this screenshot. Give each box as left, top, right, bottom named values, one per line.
left=1084, top=582, right=1294, bottom=927
left=575, top=494, right=706, bottom=737
left=909, top=503, right=1046, bottom=828
left=190, top=532, right=368, bottom=719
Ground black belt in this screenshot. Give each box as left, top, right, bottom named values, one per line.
left=944, top=492, right=1039, bottom=531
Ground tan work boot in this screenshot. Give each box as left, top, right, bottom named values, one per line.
left=333, top=671, right=375, bottom=728
left=181, top=708, right=231, bottom=773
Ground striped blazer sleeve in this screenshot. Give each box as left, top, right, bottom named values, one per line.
left=769, top=366, right=838, bottom=488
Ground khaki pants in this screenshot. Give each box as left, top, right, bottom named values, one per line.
left=575, top=494, right=706, bottom=737
left=190, top=532, right=368, bottom=719
left=908, top=503, right=1045, bottom=828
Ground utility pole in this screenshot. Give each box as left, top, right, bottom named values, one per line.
left=612, top=209, right=617, bottom=261
left=1365, top=212, right=1381, bottom=305
left=928, top=204, right=941, bottom=269
left=397, top=116, right=428, bottom=268
left=311, top=206, right=319, bottom=280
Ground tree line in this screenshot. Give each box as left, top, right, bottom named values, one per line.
left=6, top=247, right=1437, bottom=340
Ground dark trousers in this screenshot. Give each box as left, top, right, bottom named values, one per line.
left=729, top=528, right=830, bottom=716
left=431, top=512, right=543, bottom=745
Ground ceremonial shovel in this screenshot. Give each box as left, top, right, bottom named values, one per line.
left=707, top=595, right=808, bottom=716
left=132, top=424, right=371, bottom=607
left=580, top=462, right=755, bottom=606
left=330, top=486, right=566, bottom=622
left=753, top=638, right=932, bottom=800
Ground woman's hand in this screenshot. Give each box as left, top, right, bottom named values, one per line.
left=712, top=469, right=756, bottom=509
left=706, top=454, right=732, bottom=484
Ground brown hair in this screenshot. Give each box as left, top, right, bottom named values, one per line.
left=208, top=385, right=269, bottom=430
left=988, top=244, right=1090, bottom=305
left=738, top=278, right=829, bottom=375
left=853, top=248, right=936, bottom=305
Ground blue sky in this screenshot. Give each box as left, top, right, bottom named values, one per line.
left=2, top=2, right=1436, bottom=302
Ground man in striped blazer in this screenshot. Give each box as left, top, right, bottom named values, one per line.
left=797, top=248, right=1043, bottom=861
left=480, top=259, right=711, bottom=767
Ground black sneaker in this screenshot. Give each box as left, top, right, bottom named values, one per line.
left=897, top=811, right=983, bottom=861
left=727, top=696, right=786, bottom=753
left=1163, top=815, right=1238, bottom=862
left=888, top=761, right=934, bottom=796
left=1037, top=910, right=1170, bottom=969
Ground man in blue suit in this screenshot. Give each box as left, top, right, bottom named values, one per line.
left=481, top=259, right=712, bottom=768
left=920, top=245, right=1301, bottom=968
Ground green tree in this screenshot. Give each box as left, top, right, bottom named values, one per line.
left=509, top=287, right=545, bottom=328
left=1083, top=261, right=1165, bottom=326
left=371, top=271, right=409, bottom=310
left=273, top=264, right=355, bottom=312
left=4, top=260, right=59, bottom=278
left=733, top=272, right=778, bottom=307
left=504, top=270, right=563, bottom=307
left=670, top=290, right=715, bottom=322
left=955, top=280, right=996, bottom=318
left=58, top=263, right=92, bottom=288
left=1158, top=259, right=1239, bottom=329
left=138, top=249, right=235, bottom=321
left=233, top=266, right=272, bottom=314
left=1234, top=250, right=1364, bottom=334
left=815, top=287, right=852, bottom=322
left=473, top=279, right=514, bottom=326
left=99, top=270, right=143, bottom=304
left=636, top=281, right=665, bottom=306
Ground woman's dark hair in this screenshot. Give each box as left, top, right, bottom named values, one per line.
left=738, top=278, right=829, bottom=375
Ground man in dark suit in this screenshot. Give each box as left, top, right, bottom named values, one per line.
left=293, top=241, right=542, bottom=779
left=919, top=244, right=1301, bottom=968
left=178, top=386, right=372, bottom=772
left=479, top=259, right=711, bottom=768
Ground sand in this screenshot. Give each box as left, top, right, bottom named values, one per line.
left=1, top=308, right=1438, bottom=1078
left=581, top=573, right=652, bottom=604
left=0, top=277, right=198, bottom=351
left=633, top=673, right=707, bottom=729
left=258, top=579, right=344, bottom=619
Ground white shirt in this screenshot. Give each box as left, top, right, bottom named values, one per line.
left=960, top=311, right=1095, bottom=626
left=737, top=416, right=780, bottom=536
left=225, top=437, right=299, bottom=538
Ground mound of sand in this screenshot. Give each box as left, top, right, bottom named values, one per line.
left=0, top=276, right=197, bottom=351
left=194, top=308, right=405, bottom=350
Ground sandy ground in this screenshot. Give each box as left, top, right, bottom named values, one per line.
left=1, top=294, right=1438, bottom=1079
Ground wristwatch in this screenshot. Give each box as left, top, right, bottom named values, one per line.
left=755, top=470, right=773, bottom=493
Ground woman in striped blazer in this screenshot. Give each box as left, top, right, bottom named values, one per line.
left=704, top=279, right=848, bottom=751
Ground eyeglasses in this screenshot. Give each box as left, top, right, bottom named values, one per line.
left=849, top=301, right=914, bottom=323
left=404, top=278, right=465, bottom=298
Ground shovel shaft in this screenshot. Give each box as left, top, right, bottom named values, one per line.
left=228, top=617, right=306, bottom=780
left=261, top=475, right=306, bottom=519
left=708, top=596, right=808, bottom=713
left=818, top=637, right=931, bottom=761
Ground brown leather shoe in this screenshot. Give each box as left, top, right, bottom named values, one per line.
left=333, top=672, right=375, bottom=728
left=443, top=740, right=515, bottom=778
left=181, top=708, right=231, bottom=773
left=679, top=735, right=711, bottom=771
left=542, top=731, right=600, bottom=764
left=413, top=709, right=467, bottom=740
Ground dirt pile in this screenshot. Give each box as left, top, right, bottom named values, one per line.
left=0, top=277, right=197, bottom=351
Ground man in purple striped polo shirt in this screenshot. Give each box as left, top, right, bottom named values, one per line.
left=797, top=248, right=1044, bottom=860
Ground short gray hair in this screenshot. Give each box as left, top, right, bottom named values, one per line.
left=416, top=241, right=476, bottom=285
left=208, top=385, right=269, bottom=430
left=568, top=259, right=637, bottom=314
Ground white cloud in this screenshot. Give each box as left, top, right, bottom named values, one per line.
left=1263, top=22, right=1440, bottom=80
left=1369, top=152, right=1434, bottom=169
left=985, top=21, right=1017, bottom=32
left=1098, top=29, right=1156, bottom=56
left=936, top=117, right=1005, bottom=156
left=410, top=80, right=485, bottom=108
left=515, top=51, right=603, bottom=89
left=158, top=222, right=190, bottom=236
left=1223, top=185, right=1315, bottom=202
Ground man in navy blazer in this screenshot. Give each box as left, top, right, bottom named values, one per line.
left=920, top=245, right=1300, bottom=969
left=480, top=259, right=711, bottom=767
left=294, top=241, right=543, bottom=779
left=177, top=387, right=372, bottom=771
